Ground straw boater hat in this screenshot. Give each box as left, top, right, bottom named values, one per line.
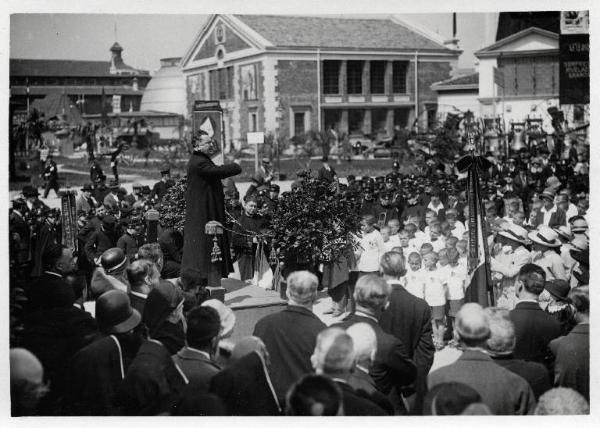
left=539, top=189, right=556, bottom=201
left=571, top=218, right=588, bottom=233
left=498, top=224, right=529, bottom=245
left=528, top=227, right=561, bottom=247
left=554, top=225, right=573, bottom=242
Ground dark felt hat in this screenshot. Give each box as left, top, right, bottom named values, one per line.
left=544, top=279, right=570, bottom=302
left=96, top=290, right=141, bottom=334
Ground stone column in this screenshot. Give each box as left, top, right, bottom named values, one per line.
left=339, top=60, right=347, bottom=96
left=386, top=109, right=394, bottom=136
left=340, top=109, right=349, bottom=135
left=362, top=61, right=370, bottom=95
left=384, top=61, right=393, bottom=95
left=363, top=109, right=372, bottom=134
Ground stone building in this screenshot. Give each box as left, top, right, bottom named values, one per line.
left=181, top=14, right=460, bottom=149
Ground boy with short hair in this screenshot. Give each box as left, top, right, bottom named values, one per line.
left=422, top=252, right=446, bottom=327
left=404, top=252, right=426, bottom=299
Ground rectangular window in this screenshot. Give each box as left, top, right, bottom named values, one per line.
left=294, top=112, right=305, bottom=136
left=370, top=61, right=386, bottom=94
left=348, top=109, right=365, bottom=133
left=323, top=60, right=341, bottom=94
left=392, top=61, right=408, bottom=93
left=249, top=112, right=258, bottom=132
left=347, top=61, right=363, bottom=94
left=209, top=66, right=234, bottom=100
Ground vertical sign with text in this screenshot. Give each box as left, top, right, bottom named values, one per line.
left=559, top=11, right=589, bottom=105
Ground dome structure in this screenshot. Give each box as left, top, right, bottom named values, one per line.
left=140, top=57, right=187, bottom=115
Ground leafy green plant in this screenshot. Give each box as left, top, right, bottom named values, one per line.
left=267, top=171, right=360, bottom=266
left=158, top=176, right=188, bottom=232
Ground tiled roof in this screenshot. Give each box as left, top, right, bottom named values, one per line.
left=234, top=15, right=452, bottom=51
left=10, top=59, right=149, bottom=77
left=432, top=72, right=479, bottom=90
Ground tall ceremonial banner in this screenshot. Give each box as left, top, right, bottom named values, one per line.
left=456, top=155, right=494, bottom=307
left=60, top=191, right=78, bottom=251
left=193, top=100, right=225, bottom=165
left=559, top=11, right=589, bottom=105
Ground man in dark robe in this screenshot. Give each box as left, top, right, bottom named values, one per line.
left=181, top=131, right=241, bottom=287
left=232, top=197, right=267, bottom=281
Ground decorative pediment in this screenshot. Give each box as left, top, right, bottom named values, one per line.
left=475, top=27, right=558, bottom=58
left=182, top=15, right=268, bottom=70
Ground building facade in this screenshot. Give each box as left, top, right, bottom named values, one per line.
left=10, top=42, right=150, bottom=119
left=181, top=14, right=460, bottom=149
left=432, top=26, right=588, bottom=131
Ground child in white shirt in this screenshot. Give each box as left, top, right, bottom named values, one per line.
left=443, top=247, right=467, bottom=318
left=380, top=226, right=399, bottom=253
left=426, top=222, right=446, bottom=253
left=355, top=214, right=386, bottom=274
left=456, top=239, right=468, bottom=269
left=422, top=251, right=447, bottom=327
left=387, top=219, right=402, bottom=247
left=404, top=252, right=426, bottom=300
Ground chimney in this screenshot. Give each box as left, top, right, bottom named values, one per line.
left=444, top=13, right=460, bottom=50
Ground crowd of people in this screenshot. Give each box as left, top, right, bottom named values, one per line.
left=8, top=133, right=590, bottom=415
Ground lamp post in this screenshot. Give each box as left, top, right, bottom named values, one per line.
left=275, top=102, right=284, bottom=179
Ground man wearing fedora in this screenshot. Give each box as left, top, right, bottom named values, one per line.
left=150, top=168, right=173, bottom=201
left=64, top=290, right=143, bottom=415
left=22, top=185, right=48, bottom=215
left=103, top=180, right=121, bottom=210
left=509, top=264, right=561, bottom=368
left=529, top=226, right=567, bottom=281
left=76, top=183, right=99, bottom=215
left=491, top=224, right=532, bottom=310
left=533, top=189, right=566, bottom=229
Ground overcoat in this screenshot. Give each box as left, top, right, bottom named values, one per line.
left=181, top=152, right=241, bottom=281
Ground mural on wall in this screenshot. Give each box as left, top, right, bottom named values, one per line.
left=240, top=64, right=257, bottom=100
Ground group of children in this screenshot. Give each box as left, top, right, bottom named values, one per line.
left=355, top=211, right=471, bottom=334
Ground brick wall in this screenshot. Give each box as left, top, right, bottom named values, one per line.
left=276, top=59, right=319, bottom=138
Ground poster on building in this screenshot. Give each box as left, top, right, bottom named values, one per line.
left=112, top=94, right=122, bottom=113
left=240, top=64, right=257, bottom=100
left=559, top=33, right=589, bottom=105
left=193, top=100, right=224, bottom=165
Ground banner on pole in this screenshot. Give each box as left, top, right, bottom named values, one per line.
left=559, top=33, right=589, bottom=105
left=192, top=100, right=225, bottom=165
left=60, top=191, right=78, bottom=252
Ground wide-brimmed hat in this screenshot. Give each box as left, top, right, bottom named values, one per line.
left=544, top=280, right=570, bottom=302
left=95, top=290, right=141, bottom=334
left=570, top=235, right=588, bottom=252
left=571, top=218, right=588, bottom=233
left=160, top=168, right=170, bottom=176
left=528, top=227, right=561, bottom=247
left=498, top=224, right=529, bottom=245
left=539, top=189, right=555, bottom=201
left=554, top=225, right=572, bottom=242
left=570, top=248, right=589, bottom=268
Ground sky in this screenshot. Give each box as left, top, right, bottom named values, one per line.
left=10, top=13, right=495, bottom=72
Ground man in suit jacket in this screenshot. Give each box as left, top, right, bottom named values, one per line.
left=509, top=264, right=561, bottom=367
left=550, top=286, right=589, bottom=401
left=253, top=271, right=326, bottom=404
left=534, top=189, right=567, bottom=228
left=172, top=306, right=221, bottom=390
left=76, top=184, right=98, bottom=215
left=311, top=327, right=388, bottom=415
left=317, top=159, right=337, bottom=183
left=485, top=307, right=551, bottom=399
left=335, top=275, right=417, bottom=405
left=428, top=303, right=536, bottom=415
left=378, top=252, right=434, bottom=413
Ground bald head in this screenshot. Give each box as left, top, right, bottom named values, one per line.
left=10, top=348, right=43, bottom=385
left=454, top=303, right=491, bottom=347
left=312, top=327, right=355, bottom=375
left=346, top=323, right=377, bottom=366
left=286, top=271, right=319, bottom=307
